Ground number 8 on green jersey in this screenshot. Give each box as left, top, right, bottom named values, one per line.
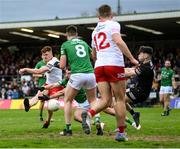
left=61, top=38, right=94, bottom=74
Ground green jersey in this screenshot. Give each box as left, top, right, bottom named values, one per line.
left=35, top=60, right=46, bottom=87
left=58, top=78, right=87, bottom=103
left=61, top=38, right=94, bottom=74
left=161, top=67, right=174, bottom=86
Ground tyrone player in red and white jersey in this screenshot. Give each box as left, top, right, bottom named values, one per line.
left=81, top=5, right=138, bottom=142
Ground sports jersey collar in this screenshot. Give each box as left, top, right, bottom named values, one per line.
left=99, top=18, right=111, bottom=22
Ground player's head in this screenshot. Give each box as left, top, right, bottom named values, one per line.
left=138, top=46, right=153, bottom=63
left=98, top=4, right=113, bottom=19
left=66, top=25, right=78, bottom=40
left=165, top=60, right=171, bottom=68
left=41, top=46, right=53, bottom=62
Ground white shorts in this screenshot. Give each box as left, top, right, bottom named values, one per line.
left=68, top=73, right=96, bottom=90
left=77, top=100, right=90, bottom=110
left=159, top=86, right=173, bottom=94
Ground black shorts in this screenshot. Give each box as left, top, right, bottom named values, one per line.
left=126, top=88, right=149, bottom=104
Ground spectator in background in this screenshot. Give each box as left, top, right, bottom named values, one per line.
left=0, top=88, right=7, bottom=99
left=6, top=87, right=13, bottom=99
left=12, top=88, right=19, bottom=99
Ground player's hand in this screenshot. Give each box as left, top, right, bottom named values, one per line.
left=130, top=58, right=139, bottom=66
left=53, top=62, right=60, bottom=68
left=36, top=86, right=45, bottom=91
left=19, top=68, right=26, bottom=75
left=38, top=94, right=50, bottom=101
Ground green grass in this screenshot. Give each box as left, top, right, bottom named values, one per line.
left=0, top=107, right=180, bottom=148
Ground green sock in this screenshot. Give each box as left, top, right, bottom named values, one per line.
left=66, top=124, right=71, bottom=131
left=126, top=118, right=133, bottom=125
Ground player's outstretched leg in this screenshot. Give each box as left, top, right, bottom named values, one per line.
left=24, top=98, right=30, bottom=112
left=81, top=111, right=91, bottom=134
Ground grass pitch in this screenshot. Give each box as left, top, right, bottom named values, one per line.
left=0, top=107, right=180, bottom=148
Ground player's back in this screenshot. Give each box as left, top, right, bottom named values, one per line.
left=61, top=38, right=93, bottom=74
left=92, top=20, right=124, bottom=67
left=136, top=61, right=154, bottom=94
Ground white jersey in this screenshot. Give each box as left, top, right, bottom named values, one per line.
left=45, top=57, right=62, bottom=84
left=91, top=20, right=124, bottom=68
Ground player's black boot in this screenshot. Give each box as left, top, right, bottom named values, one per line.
left=59, top=129, right=72, bottom=136
left=132, top=112, right=140, bottom=127
left=166, top=107, right=171, bottom=116
left=40, top=116, right=43, bottom=121
left=42, top=121, right=50, bottom=128
left=95, top=121, right=103, bottom=136
left=161, top=111, right=167, bottom=116
left=24, top=98, right=30, bottom=112
left=38, top=94, right=50, bottom=101
left=81, top=111, right=91, bottom=134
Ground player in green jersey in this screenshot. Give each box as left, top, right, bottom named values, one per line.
left=39, top=69, right=103, bottom=135
left=33, top=59, right=46, bottom=121
left=59, top=25, right=97, bottom=135
left=159, top=60, right=176, bottom=116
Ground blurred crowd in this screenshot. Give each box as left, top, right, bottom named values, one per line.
left=0, top=47, right=179, bottom=100
left=0, top=49, right=40, bottom=99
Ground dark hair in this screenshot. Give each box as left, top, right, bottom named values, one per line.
left=98, top=4, right=112, bottom=18
left=139, top=46, right=153, bottom=55
left=41, top=46, right=52, bottom=54
left=66, top=25, right=77, bottom=36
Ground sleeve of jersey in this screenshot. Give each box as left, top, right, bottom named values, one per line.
left=135, top=66, right=143, bottom=76
left=110, top=22, right=121, bottom=35
left=60, top=44, right=66, bottom=55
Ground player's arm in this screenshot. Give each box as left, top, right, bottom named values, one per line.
left=172, top=75, right=177, bottom=89
left=60, top=44, right=67, bottom=69
left=32, top=74, right=43, bottom=77
left=91, top=37, right=97, bottom=62
left=125, top=68, right=136, bottom=77
left=49, top=88, right=65, bottom=99
left=91, top=47, right=97, bottom=62
left=112, top=33, right=138, bottom=65
left=44, top=82, right=60, bottom=90
left=19, top=66, right=49, bottom=75
left=60, top=55, right=67, bottom=69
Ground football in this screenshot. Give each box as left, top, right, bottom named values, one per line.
left=47, top=99, right=60, bottom=112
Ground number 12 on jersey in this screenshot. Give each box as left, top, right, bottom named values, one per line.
left=93, top=32, right=110, bottom=51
